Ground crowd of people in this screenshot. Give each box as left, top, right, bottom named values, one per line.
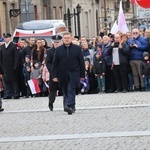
left=0, top=25, right=150, bottom=114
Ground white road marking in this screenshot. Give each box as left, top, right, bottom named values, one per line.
left=0, top=131, right=150, bottom=142
left=2, top=104, right=150, bottom=114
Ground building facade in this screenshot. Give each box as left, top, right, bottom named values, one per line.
left=0, top=0, right=136, bottom=38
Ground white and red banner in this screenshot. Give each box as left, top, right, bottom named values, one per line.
left=110, top=21, right=118, bottom=34
left=118, top=0, right=129, bottom=33
left=27, top=78, right=41, bottom=94
left=110, top=1, right=129, bottom=34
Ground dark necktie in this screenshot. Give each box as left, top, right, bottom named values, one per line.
left=66, top=45, right=69, bottom=57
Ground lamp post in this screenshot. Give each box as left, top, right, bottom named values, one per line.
left=64, top=4, right=81, bottom=37
left=76, top=4, right=81, bottom=38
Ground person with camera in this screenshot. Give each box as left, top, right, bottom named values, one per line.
left=128, top=28, right=149, bottom=91
left=108, top=33, right=129, bottom=93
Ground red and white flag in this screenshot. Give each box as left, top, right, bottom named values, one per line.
left=118, top=0, right=129, bottom=33
left=27, top=78, right=41, bottom=94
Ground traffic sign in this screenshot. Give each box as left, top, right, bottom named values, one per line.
left=138, top=8, right=150, bottom=19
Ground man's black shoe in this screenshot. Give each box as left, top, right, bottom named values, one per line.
left=64, top=106, right=72, bottom=115
left=115, top=90, right=121, bottom=93
left=49, top=103, right=53, bottom=111
left=3, top=96, right=11, bottom=99
left=13, top=96, right=19, bottom=99
left=72, top=107, right=76, bottom=113
left=0, top=107, right=4, bottom=112
left=141, top=87, right=145, bottom=92
left=134, top=88, right=140, bottom=92
left=123, top=90, right=127, bottom=93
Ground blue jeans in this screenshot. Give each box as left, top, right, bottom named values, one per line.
left=128, top=73, right=134, bottom=89
left=144, top=75, right=150, bottom=91
left=97, top=75, right=105, bottom=92
left=63, top=81, right=76, bottom=109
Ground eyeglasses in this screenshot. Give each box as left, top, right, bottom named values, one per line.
left=133, top=32, right=138, bottom=34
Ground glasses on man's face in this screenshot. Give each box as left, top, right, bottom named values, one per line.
left=133, top=32, right=138, bottom=35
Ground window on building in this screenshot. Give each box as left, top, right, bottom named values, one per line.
left=34, top=5, right=38, bottom=20
left=44, top=5, right=48, bottom=19
left=53, top=6, right=57, bottom=19
left=3, top=2, right=9, bottom=32
left=59, top=7, right=62, bottom=19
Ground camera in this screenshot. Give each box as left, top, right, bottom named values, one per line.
left=114, top=42, right=119, bottom=47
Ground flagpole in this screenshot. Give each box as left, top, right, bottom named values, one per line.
left=104, top=0, right=107, bottom=28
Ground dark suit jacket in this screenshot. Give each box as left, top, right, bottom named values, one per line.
left=0, top=42, right=19, bottom=81
left=46, top=47, right=58, bottom=91
left=52, top=43, right=85, bottom=90
left=0, top=63, right=4, bottom=75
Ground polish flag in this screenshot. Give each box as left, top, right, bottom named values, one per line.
left=118, top=0, right=129, bottom=33
left=27, top=78, right=41, bottom=94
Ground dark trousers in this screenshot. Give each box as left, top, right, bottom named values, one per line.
left=48, top=77, right=58, bottom=106
left=105, top=65, right=116, bottom=92
left=63, top=81, right=76, bottom=109
left=113, top=64, right=128, bottom=91
left=4, top=80, right=19, bottom=97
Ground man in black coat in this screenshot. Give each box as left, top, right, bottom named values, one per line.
left=52, top=32, right=85, bottom=115
left=107, top=34, right=129, bottom=93
left=21, top=37, right=35, bottom=63
left=0, top=33, right=20, bottom=99
left=46, top=35, right=62, bottom=111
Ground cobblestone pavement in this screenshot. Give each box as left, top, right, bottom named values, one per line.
left=0, top=92, right=150, bottom=150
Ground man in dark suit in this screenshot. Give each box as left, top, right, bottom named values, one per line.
left=0, top=33, right=19, bottom=99
left=46, top=35, right=62, bottom=111
left=52, top=32, right=85, bottom=115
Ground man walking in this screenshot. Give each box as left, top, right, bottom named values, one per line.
left=0, top=33, right=19, bottom=99
left=52, top=32, right=85, bottom=115
left=46, top=35, right=62, bottom=111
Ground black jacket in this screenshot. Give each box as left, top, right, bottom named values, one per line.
left=141, top=60, right=150, bottom=76
left=46, top=47, right=55, bottom=73
left=93, top=57, right=105, bottom=75
left=0, top=42, right=19, bottom=81
left=21, top=45, right=34, bottom=63
left=107, top=42, right=129, bottom=65
left=0, top=63, right=4, bottom=75
left=52, top=43, right=85, bottom=90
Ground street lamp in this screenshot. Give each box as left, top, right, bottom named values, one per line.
left=76, top=4, right=81, bottom=38
left=64, top=4, right=81, bottom=38
left=9, top=9, right=20, bottom=18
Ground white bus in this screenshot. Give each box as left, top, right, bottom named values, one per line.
left=13, top=20, right=67, bottom=44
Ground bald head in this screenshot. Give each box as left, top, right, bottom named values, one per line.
left=114, top=34, right=121, bottom=42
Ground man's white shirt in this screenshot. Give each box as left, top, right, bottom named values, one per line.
left=5, top=41, right=11, bottom=48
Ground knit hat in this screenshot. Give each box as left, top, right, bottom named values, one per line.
left=143, top=52, right=149, bottom=58
left=140, top=25, right=146, bottom=31
left=25, top=55, right=30, bottom=59
left=97, top=43, right=103, bottom=48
